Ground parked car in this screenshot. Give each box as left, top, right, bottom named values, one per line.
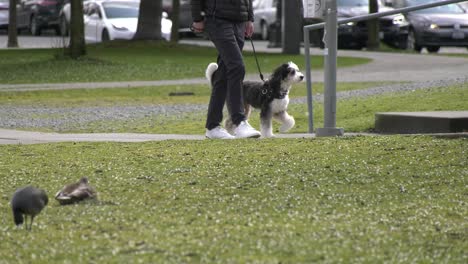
left=58, top=0, right=89, bottom=36
left=336, top=0, right=408, bottom=49
left=16, top=0, right=66, bottom=35
left=0, top=0, right=8, bottom=30
left=162, top=0, right=193, bottom=37
left=83, top=0, right=172, bottom=43
left=391, top=0, right=468, bottom=53
left=252, top=0, right=277, bottom=40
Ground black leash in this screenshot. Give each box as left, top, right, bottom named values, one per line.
left=248, top=37, right=265, bottom=82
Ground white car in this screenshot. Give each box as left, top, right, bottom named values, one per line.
left=60, top=0, right=89, bottom=36
left=83, top=0, right=172, bottom=43
left=252, top=0, right=278, bottom=40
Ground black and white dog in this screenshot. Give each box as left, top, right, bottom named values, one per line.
left=206, top=62, right=304, bottom=137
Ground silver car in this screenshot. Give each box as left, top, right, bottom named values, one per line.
left=392, top=0, right=468, bottom=53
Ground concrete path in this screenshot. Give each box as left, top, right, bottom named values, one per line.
left=1, top=128, right=466, bottom=145
left=0, top=128, right=323, bottom=145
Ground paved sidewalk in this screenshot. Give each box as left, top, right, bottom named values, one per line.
left=0, top=128, right=321, bottom=145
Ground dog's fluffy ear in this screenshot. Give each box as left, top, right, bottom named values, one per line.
left=271, top=63, right=290, bottom=81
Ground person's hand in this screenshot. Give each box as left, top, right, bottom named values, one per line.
left=245, top=21, right=254, bottom=38
left=191, top=21, right=205, bottom=33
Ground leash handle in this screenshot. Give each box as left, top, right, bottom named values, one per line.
left=249, top=37, right=265, bottom=82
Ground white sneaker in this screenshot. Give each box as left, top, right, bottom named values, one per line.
left=234, top=121, right=261, bottom=138
left=205, top=126, right=235, bottom=139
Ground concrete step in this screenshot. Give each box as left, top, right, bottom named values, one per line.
left=375, top=111, right=468, bottom=134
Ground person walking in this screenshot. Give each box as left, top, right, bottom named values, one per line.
left=191, top=0, right=261, bottom=139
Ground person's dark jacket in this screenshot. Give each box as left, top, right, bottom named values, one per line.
left=191, top=0, right=254, bottom=23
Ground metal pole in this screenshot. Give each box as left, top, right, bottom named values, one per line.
left=316, top=0, right=344, bottom=137
left=304, top=28, right=314, bottom=133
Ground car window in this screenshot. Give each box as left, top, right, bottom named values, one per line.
left=406, top=0, right=465, bottom=14
left=337, top=0, right=369, bottom=6
left=103, top=1, right=139, bottom=18
left=255, top=0, right=276, bottom=9
left=83, top=3, right=90, bottom=15
left=253, top=0, right=261, bottom=9
left=88, top=4, right=101, bottom=18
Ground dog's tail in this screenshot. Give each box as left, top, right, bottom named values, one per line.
left=205, top=63, right=218, bottom=87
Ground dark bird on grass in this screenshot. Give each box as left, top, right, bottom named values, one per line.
left=11, top=186, right=48, bottom=230
left=55, top=177, right=97, bottom=205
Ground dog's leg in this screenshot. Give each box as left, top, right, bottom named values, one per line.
left=244, top=104, right=252, bottom=120
left=274, top=111, right=295, bottom=133
left=260, top=107, right=275, bottom=138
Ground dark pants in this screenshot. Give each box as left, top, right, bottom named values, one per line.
left=204, top=17, right=246, bottom=130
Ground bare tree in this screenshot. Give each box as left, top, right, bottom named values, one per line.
left=134, top=0, right=163, bottom=40
left=367, top=0, right=380, bottom=50
left=67, top=0, right=86, bottom=59
left=170, top=0, right=180, bottom=43
left=7, top=0, right=18, bottom=48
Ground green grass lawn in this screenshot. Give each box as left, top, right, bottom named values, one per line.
left=1, top=40, right=466, bottom=264
left=0, top=136, right=466, bottom=263
left=0, top=41, right=370, bottom=84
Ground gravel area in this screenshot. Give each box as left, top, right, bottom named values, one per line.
left=0, top=104, right=207, bottom=131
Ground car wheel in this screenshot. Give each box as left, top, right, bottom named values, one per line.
left=30, top=15, right=41, bottom=36
left=102, top=30, right=110, bottom=42
left=406, top=29, right=422, bottom=53
left=59, top=16, right=69, bottom=36
left=426, top=46, right=440, bottom=53
left=260, top=22, right=268, bottom=40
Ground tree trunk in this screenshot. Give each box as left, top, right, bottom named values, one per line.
left=7, top=0, right=18, bottom=48
left=282, top=0, right=303, bottom=54
left=134, top=0, right=162, bottom=40
left=367, top=0, right=380, bottom=50
left=67, top=0, right=86, bottom=59
left=170, top=0, right=180, bottom=43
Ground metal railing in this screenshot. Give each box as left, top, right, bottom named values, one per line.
left=303, top=0, right=467, bottom=135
